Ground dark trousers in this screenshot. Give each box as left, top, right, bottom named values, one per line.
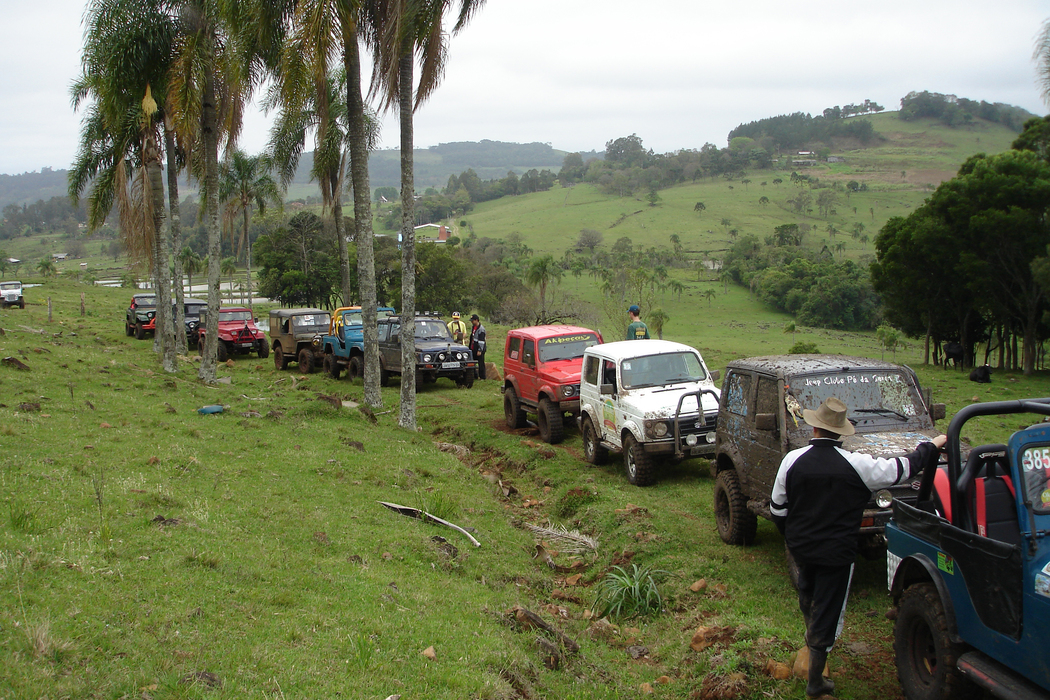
left=795, top=558, right=854, bottom=652
left=475, top=352, right=486, bottom=380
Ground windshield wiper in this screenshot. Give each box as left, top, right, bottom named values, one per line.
left=855, top=407, right=908, bottom=421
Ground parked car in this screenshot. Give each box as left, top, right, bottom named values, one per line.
left=196, top=307, right=268, bottom=361
left=376, top=313, right=476, bottom=388
left=712, top=354, right=946, bottom=565
left=269, top=308, right=331, bottom=373
left=0, top=280, right=25, bottom=309
left=182, top=297, right=207, bottom=346
left=577, top=339, right=721, bottom=486
left=125, top=292, right=156, bottom=339
left=502, top=325, right=603, bottom=444
left=887, top=398, right=1050, bottom=700
left=320, top=306, right=396, bottom=379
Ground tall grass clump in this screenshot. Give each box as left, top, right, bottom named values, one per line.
left=591, top=563, right=669, bottom=620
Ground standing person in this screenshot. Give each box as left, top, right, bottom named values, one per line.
left=626, top=305, right=649, bottom=340
left=447, top=311, right=467, bottom=344
left=770, top=397, right=945, bottom=699
left=469, top=313, right=487, bottom=380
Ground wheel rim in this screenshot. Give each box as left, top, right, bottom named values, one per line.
left=714, top=485, right=730, bottom=535
left=626, top=444, right=637, bottom=478
left=908, top=617, right=937, bottom=684
left=584, top=425, right=595, bottom=459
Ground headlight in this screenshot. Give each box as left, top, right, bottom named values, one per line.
left=645, top=420, right=669, bottom=438
left=422, top=353, right=433, bottom=363
left=875, top=490, right=893, bottom=508
left=560, top=385, right=579, bottom=398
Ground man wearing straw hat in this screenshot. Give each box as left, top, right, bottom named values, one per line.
left=770, top=396, right=946, bottom=699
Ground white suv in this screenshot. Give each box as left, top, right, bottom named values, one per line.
left=0, top=281, right=24, bottom=309
left=578, top=339, right=720, bottom=485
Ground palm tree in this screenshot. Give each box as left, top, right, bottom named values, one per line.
left=37, top=258, right=58, bottom=278
left=370, top=0, right=487, bottom=430
left=219, top=150, right=282, bottom=311
left=70, top=0, right=178, bottom=372
left=1038, top=19, right=1050, bottom=107
left=647, top=308, right=669, bottom=339
left=525, top=255, right=563, bottom=324
left=221, top=257, right=238, bottom=303
left=180, top=246, right=203, bottom=296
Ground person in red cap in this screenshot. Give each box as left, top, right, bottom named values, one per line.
left=770, top=396, right=946, bottom=699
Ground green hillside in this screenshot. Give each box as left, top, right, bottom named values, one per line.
left=457, top=115, right=1023, bottom=259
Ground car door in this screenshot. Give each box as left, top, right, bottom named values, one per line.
left=520, top=339, right=538, bottom=407
left=598, top=358, right=622, bottom=448
left=747, top=374, right=783, bottom=494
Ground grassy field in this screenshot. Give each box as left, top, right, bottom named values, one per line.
left=2, top=274, right=1048, bottom=699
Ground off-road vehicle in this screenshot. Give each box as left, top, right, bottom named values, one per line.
left=125, top=292, right=156, bottom=339
left=182, top=297, right=207, bottom=346
left=577, top=339, right=721, bottom=486
left=712, top=355, right=946, bottom=557
left=196, top=307, right=268, bottom=362
left=376, top=313, right=476, bottom=388
left=320, top=306, right=396, bottom=379
left=502, top=325, right=603, bottom=444
left=269, top=308, right=331, bottom=373
left=887, top=398, right=1050, bottom=700
left=0, top=280, right=25, bottom=309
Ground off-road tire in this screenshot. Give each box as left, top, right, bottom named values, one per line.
left=582, top=416, right=608, bottom=465
left=380, top=367, right=390, bottom=387
left=274, top=346, right=288, bottom=371
left=217, top=341, right=229, bottom=363
left=257, top=340, right=269, bottom=359
left=324, top=353, right=342, bottom=380
left=623, top=433, right=655, bottom=486
left=125, top=321, right=134, bottom=337
left=504, top=387, right=526, bottom=429
left=456, top=372, right=474, bottom=389
left=714, top=469, right=757, bottom=545
left=298, top=348, right=314, bottom=374
left=18, top=301, right=24, bottom=309
left=537, top=397, right=564, bottom=444
left=894, top=583, right=977, bottom=700
left=135, top=321, right=145, bottom=340
left=348, top=356, right=362, bottom=380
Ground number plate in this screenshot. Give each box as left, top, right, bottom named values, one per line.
left=441, top=362, right=461, bottom=369
left=690, top=446, right=707, bottom=455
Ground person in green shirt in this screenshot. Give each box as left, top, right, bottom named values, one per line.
left=626, top=305, right=650, bottom=340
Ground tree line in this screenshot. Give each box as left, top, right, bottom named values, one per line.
left=898, top=91, right=1035, bottom=130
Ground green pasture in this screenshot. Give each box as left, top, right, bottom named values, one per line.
left=3, top=275, right=1049, bottom=699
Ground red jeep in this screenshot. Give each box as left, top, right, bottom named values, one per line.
left=197, top=307, right=268, bottom=362
left=502, top=325, right=603, bottom=444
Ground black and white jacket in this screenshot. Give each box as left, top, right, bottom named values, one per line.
left=770, top=437, right=939, bottom=566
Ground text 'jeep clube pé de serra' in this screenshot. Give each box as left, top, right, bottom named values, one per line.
left=578, top=339, right=720, bottom=486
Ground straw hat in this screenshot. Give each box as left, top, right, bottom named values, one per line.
left=803, top=397, right=855, bottom=436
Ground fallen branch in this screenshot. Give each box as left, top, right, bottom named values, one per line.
left=378, top=501, right=481, bottom=547
left=506, top=606, right=580, bottom=655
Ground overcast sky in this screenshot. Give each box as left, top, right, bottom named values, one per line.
left=2, top=0, right=1047, bottom=176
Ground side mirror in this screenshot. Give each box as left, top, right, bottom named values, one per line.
left=600, top=384, right=615, bottom=396
left=930, top=403, right=946, bottom=422
left=755, top=413, right=777, bottom=431
left=709, top=369, right=720, bottom=382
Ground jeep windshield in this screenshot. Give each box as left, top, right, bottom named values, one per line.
left=539, top=333, right=601, bottom=362
left=788, top=370, right=923, bottom=425
left=340, top=308, right=394, bottom=326
left=218, top=311, right=253, bottom=322
left=0, top=282, right=20, bottom=291
left=415, top=320, right=451, bottom=341
left=621, top=351, right=707, bottom=389
left=292, top=314, right=330, bottom=333
left=1020, top=445, right=1050, bottom=515
left=134, top=296, right=156, bottom=307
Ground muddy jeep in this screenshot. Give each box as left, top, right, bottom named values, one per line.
left=712, top=354, right=945, bottom=554
left=125, top=292, right=156, bottom=339
left=269, top=308, right=331, bottom=373
left=502, top=325, right=603, bottom=444
left=577, top=339, right=721, bottom=486
left=197, top=307, right=268, bottom=362
left=0, top=280, right=25, bottom=309
left=376, top=313, right=476, bottom=388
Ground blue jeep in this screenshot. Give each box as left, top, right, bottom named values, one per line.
left=320, top=306, right=395, bottom=379
left=887, top=399, right=1050, bottom=700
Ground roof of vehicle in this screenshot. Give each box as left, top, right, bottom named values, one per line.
left=184, top=297, right=207, bottom=305
left=725, top=354, right=908, bottom=375
left=270, top=307, right=328, bottom=318
left=215, top=307, right=253, bottom=314
left=507, top=324, right=600, bottom=340
left=585, top=339, right=702, bottom=362
left=380, top=313, right=445, bottom=322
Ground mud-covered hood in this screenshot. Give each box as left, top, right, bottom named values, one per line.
left=625, top=383, right=721, bottom=416
left=840, top=429, right=940, bottom=458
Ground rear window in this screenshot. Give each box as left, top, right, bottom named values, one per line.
left=538, top=333, right=601, bottom=362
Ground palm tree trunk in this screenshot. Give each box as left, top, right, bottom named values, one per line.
left=198, top=73, right=221, bottom=384
left=243, top=208, right=252, bottom=311
left=397, top=49, right=416, bottom=430
left=330, top=163, right=351, bottom=306
left=344, top=25, right=381, bottom=408
left=147, top=136, right=176, bottom=373
left=165, top=127, right=187, bottom=354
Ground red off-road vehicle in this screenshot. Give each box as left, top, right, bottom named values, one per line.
left=196, top=307, right=268, bottom=362
left=502, top=325, right=603, bottom=444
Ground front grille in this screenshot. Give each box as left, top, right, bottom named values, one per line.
left=676, top=412, right=716, bottom=436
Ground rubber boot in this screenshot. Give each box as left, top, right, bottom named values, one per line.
left=805, top=646, right=835, bottom=699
